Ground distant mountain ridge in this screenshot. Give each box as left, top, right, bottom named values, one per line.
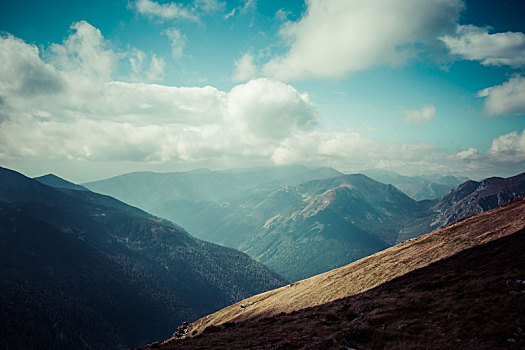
left=84, top=167, right=525, bottom=281
left=361, top=168, right=469, bottom=200
left=241, top=174, right=423, bottom=280
left=0, top=167, right=287, bottom=349
left=428, top=172, right=525, bottom=229
left=34, top=173, right=90, bottom=192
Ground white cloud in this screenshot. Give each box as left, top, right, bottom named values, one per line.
left=194, top=0, right=225, bottom=13
left=0, top=34, right=64, bottom=97
left=226, top=79, right=318, bottom=140
left=274, top=9, right=291, bottom=21
left=403, top=105, right=436, bottom=124
left=48, top=21, right=117, bottom=81
left=478, top=75, right=525, bottom=116
left=0, top=26, right=322, bottom=165
left=263, top=0, right=464, bottom=80
left=129, top=49, right=166, bottom=82
left=451, top=130, right=525, bottom=177
left=271, top=130, right=439, bottom=173
left=133, top=0, right=198, bottom=22
left=224, top=0, right=256, bottom=19
left=233, top=53, right=258, bottom=81
left=164, top=28, right=187, bottom=59
left=0, top=25, right=443, bottom=175
left=240, top=0, right=257, bottom=14
left=441, top=25, right=525, bottom=67
left=224, top=8, right=236, bottom=19
left=486, top=130, right=525, bottom=163
left=4, top=21, right=517, bottom=179
left=453, top=147, right=479, bottom=160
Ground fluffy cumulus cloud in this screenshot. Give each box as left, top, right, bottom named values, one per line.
left=0, top=23, right=322, bottom=166
left=48, top=21, right=117, bottom=81
left=486, top=130, right=525, bottom=163
left=226, top=79, right=318, bottom=140
left=0, top=34, right=64, bottom=98
left=441, top=25, right=525, bottom=67
left=403, top=105, right=436, bottom=124
left=451, top=130, right=525, bottom=176
left=263, top=0, right=464, bottom=80
left=4, top=21, right=511, bottom=178
left=477, top=75, right=525, bottom=116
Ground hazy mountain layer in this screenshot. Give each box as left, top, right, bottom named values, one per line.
left=0, top=167, right=287, bottom=349
left=361, top=168, right=469, bottom=200
left=84, top=167, right=524, bottom=281
left=83, top=166, right=343, bottom=248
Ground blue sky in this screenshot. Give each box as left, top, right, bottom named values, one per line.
left=0, top=0, right=524, bottom=182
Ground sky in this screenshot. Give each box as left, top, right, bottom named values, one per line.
left=0, top=0, right=524, bottom=182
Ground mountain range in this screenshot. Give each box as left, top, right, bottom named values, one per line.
left=84, top=168, right=525, bottom=281
left=2, top=164, right=524, bottom=349
left=143, top=197, right=525, bottom=349
left=0, top=167, right=287, bottom=349
left=361, top=168, right=469, bottom=200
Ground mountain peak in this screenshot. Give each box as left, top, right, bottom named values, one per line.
left=34, top=173, right=90, bottom=191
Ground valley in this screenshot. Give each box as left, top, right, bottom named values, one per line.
left=0, top=167, right=287, bottom=349
left=85, top=167, right=525, bottom=281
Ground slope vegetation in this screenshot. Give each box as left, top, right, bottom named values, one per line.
left=148, top=204, right=525, bottom=349
left=155, top=197, right=525, bottom=341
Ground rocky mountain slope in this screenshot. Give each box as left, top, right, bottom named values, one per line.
left=145, top=197, right=525, bottom=349
left=0, top=167, right=287, bottom=349
left=427, top=172, right=525, bottom=229
left=241, top=174, right=424, bottom=281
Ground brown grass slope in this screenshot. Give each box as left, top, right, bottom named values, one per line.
left=146, top=211, right=525, bottom=350
left=152, top=197, right=525, bottom=345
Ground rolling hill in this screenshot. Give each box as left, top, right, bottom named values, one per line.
left=0, top=167, right=287, bottom=349
left=144, top=197, right=525, bottom=349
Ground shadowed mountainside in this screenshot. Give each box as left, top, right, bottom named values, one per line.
left=0, top=167, right=287, bottom=349
left=150, top=197, right=525, bottom=344
left=427, top=172, right=525, bottom=229
left=145, top=201, right=525, bottom=349
left=34, top=173, right=90, bottom=192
